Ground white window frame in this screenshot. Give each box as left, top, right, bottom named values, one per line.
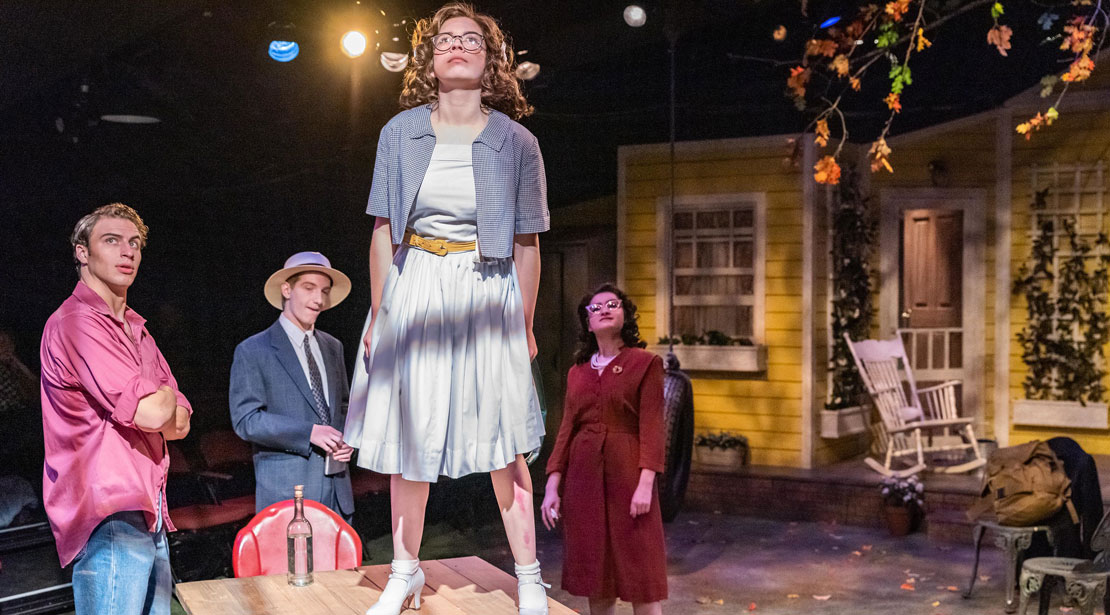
left=655, top=192, right=767, bottom=345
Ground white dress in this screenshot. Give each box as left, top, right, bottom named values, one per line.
left=344, top=143, right=544, bottom=482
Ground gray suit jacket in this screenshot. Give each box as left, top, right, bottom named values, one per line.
left=229, top=320, right=353, bottom=515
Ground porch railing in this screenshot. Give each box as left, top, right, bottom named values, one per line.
left=898, top=327, right=963, bottom=383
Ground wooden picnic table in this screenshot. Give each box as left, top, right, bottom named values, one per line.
left=175, top=556, right=575, bottom=615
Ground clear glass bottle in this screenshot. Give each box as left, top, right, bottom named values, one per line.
left=287, top=484, right=314, bottom=586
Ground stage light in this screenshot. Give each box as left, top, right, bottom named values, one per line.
left=819, top=16, right=842, bottom=28
left=380, top=52, right=409, bottom=72
left=341, top=30, right=368, bottom=58
left=623, top=5, right=646, bottom=27
left=268, top=40, right=300, bottom=62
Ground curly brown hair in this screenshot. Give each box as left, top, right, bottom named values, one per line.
left=573, top=283, right=647, bottom=365
left=399, top=2, right=533, bottom=120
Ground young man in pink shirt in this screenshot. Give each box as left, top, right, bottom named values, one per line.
left=40, top=203, right=191, bottom=615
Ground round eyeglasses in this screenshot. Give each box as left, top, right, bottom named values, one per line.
left=586, top=299, right=623, bottom=314
left=431, top=32, right=485, bottom=52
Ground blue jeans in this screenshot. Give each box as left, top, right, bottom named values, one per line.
left=71, top=510, right=171, bottom=615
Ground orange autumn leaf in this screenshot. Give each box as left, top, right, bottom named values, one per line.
left=815, top=119, right=830, bottom=147
left=884, top=92, right=902, bottom=112
left=1061, top=19, right=1095, bottom=54
left=806, top=38, right=838, bottom=58
left=987, top=25, right=1013, bottom=56
left=885, top=0, right=911, bottom=21
left=900, top=583, right=916, bottom=591
left=1062, top=55, right=1095, bottom=82
left=814, top=155, right=841, bottom=185
left=850, top=77, right=862, bottom=91
left=787, top=66, right=811, bottom=98
left=916, top=28, right=932, bottom=52
left=869, top=138, right=893, bottom=173
left=1016, top=108, right=1059, bottom=140
left=830, top=54, right=851, bottom=77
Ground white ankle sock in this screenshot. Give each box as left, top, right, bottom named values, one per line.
left=390, top=559, right=419, bottom=576
left=514, top=560, right=549, bottom=611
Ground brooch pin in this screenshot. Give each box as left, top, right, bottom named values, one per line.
left=612, top=365, right=623, bottom=375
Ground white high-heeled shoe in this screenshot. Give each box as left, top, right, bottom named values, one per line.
left=515, top=561, right=551, bottom=615
left=365, top=560, right=424, bottom=615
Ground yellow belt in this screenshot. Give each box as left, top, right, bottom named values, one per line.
left=402, top=229, right=476, bottom=256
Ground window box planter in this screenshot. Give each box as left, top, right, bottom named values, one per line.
left=1012, top=399, right=1109, bottom=430
left=819, top=405, right=869, bottom=439
left=649, top=344, right=767, bottom=373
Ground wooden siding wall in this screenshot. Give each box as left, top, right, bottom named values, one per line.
left=1008, top=107, right=1110, bottom=452
left=869, top=120, right=1000, bottom=438
left=619, top=141, right=807, bottom=467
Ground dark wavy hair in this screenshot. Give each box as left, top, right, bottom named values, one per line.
left=399, top=2, right=533, bottom=120
left=573, top=283, right=647, bottom=365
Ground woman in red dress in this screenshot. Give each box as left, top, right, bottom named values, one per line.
left=541, top=284, right=667, bottom=615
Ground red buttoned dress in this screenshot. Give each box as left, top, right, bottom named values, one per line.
left=546, top=347, right=668, bottom=602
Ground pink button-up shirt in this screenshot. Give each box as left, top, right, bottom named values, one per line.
left=40, top=281, right=191, bottom=566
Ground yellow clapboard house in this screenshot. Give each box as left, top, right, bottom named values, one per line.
left=616, top=62, right=1110, bottom=468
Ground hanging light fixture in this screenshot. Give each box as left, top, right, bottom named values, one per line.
left=623, top=5, right=647, bottom=27
left=514, top=61, right=540, bottom=80
left=380, top=51, right=409, bottom=72
left=267, top=21, right=299, bottom=62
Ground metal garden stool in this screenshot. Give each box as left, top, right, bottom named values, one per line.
left=964, top=520, right=1055, bottom=613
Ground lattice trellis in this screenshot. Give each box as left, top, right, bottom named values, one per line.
left=1019, top=161, right=1110, bottom=401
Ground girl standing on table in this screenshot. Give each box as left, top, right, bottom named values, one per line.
left=541, top=284, right=668, bottom=615
left=343, top=3, right=549, bottom=615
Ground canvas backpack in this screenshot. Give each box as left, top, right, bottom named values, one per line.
left=967, top=440, right=1078, bottom=526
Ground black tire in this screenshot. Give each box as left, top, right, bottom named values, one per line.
left=660, top=355, right=694, bottom=522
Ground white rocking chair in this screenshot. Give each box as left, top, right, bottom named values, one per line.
left=844, top=333, right=986, bottom=477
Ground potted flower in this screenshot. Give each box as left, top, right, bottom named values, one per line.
left=878, top=473, right=924, bottom=536
left=693, top=431, right=749, bottom=469
left=821, top=167, right=876, bottom=439
left=1012, top=199, right=1110, bottom=429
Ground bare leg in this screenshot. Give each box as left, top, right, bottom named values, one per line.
left=632, top=601, right=662, bottom=615
left=493, top=456, right=549, bottom=613
left=490, top=455, right=537, bottom=565
left=390, top=475, right=430, bottom=560
left=589, top=598, right=617, bottom=615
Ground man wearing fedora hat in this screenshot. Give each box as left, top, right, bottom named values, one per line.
left=229, top=251, right=355, bottom=517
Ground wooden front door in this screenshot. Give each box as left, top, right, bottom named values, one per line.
left=901, top=209, right=963, bottom=381
left=902, top=209, right=963, bottom=328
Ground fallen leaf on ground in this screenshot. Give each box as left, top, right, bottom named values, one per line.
left=813, top=595, right=831, bottom=600
left=901, top=583, right=916, bottom=591
left=932, top=601, right=940, bottom=607
left=715, top=599, right=724, bottom=605
left=696, top=597, right=711, bottom=605
left=787, top=594, right=800, bottom=599
left=747, top=602, right=756, bottom=611
left=852, top=551, right=863, bottom=556
left=947, top=586, right=958, bottom=591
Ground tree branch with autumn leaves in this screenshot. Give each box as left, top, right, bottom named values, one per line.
left=787, top=0, right=1109, bottom=185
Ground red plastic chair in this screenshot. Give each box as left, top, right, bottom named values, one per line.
left=232, top=498, right=363, bottom=577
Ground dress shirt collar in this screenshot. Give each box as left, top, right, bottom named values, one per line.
left=278, top=312, right=314, bottom=346
left=72, top=280, right=146, bottom=329
left=408, top=104, right=510, bottom=152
